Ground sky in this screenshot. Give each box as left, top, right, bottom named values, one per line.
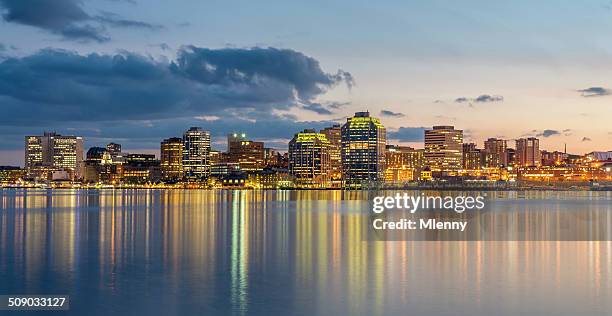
left=0, top=0, right=611, bottom=166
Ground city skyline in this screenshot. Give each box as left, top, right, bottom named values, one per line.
left=1, top=0, right=612, bottom=166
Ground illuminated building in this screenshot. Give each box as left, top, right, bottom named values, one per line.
left=84, top=147, right=122, bottom=184
left=106, top=142, right=122, bottom=156
left=227, top=133, right=264, bottom=172
left=0, top=166, right=25, bottom=184
left=160, top=137, right=184, bottom=181
left=25, top=132, right=84, bottom=180
left=483, top=138, right=508, bottom=168
left=541, top=150, right=568, bottom=166
left=288, top=129, right=331, bottom=188
left=320, top=125, right=342, bottom=183
left=341, top=111, right=386, bottom=188
left=385, top=145, right=424, bottom=182
left=247, top=168, right=293, bottom=189
left=183, top=127, right=211, bottom=180
left=462, top=143, right=482, bottom=170
left=424, top=126, right=463, bottom=175
left=516, top=137, right=541, bottom=167
left=122, top=154, right=161, bottom=183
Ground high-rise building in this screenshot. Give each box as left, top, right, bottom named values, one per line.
left=227, top=133, right=264, bottom=172
left=25, top=132, right=84, bottom=180
left=515, top=137, right=541, bottom=167
left=424, top=126, right=463, bottom=174
left=341, top=111, right=386, bottom=188
left=320, top=124, right=342, bottom=182
left=161, top=137, right=184, bottom=181
left=385, top=145, right=424, bottom=182
left=182, top=127, right=211, bottom=180
left=106, top=143, right=122, bottom=156
left=483, top=138, right=508, bottom=168
left=288, top=129, right=331, bottom=187
left=462, top=143, right=482, bottom=170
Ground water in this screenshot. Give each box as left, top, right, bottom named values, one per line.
left=0, top=189, right=611, bottom=315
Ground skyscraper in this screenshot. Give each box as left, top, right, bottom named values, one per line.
left=320, top=124, right=342, bottom=182
left=161, top=137, right=184, bottom=181
left=516, top=137, right=541, bottom=167
left=483, top=138, right=508, bottom=168
left=227, top=133, right=264, bottom=172
left=25, top=132, right=84, bottom=180
left=288, top=129, right=331, bottom=188
left=182, top=127, right=211, bottom=180
left=341, top=111, right=386, bottom=188
left=424, top=126, right=463, bottom=175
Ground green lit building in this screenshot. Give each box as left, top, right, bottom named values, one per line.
left=288, top=129, right=331, bottom=188
left=340, top=112, right=386, bottom=188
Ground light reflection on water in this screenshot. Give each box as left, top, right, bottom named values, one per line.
left=0, top=189, right=611, bottom=315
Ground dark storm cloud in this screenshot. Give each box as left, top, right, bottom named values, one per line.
left=387, top=127, right=426, bottom=142
left=0, top=0, right=159, bottom=42
left=380, top=110, right=405, bottom=118
left=0, top=46, right=353, bottom=150
left=578, top=87, right=611, bottom=97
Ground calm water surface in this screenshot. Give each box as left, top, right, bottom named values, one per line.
left=0, top=189, right=611, bottom=315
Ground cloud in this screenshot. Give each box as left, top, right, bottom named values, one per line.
left=380, top=110, right=405, bottom=118
left=578, top=87, right=611, bottom=97
left=387, top=127, right=426, bottom=142
left=454, top=94, right=503, bottom=105
left=536, top=129, right=561, bottom=137
left=474, top=94, right=503, bottom=102
left=0, top=0, right=160, bottom=42
left=0, top=46, right=353, bottom=152
left=581, top=137, right=592, bottom=142
left=301, top=101, right=348, bottom=115
left=95, top=11, right=163, bottom=31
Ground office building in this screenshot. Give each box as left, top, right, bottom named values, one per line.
left=161, top=137, right=184, bottom=181
left=25, top=132, right=84, bottom=180
left=424, top=126, right=463, bottom=174
left=341, top=111, right=386, bottom=188
left=183, top=127, right=211, bottom=180
left=288, top=129, right=331, bottom=187
left=385, top=145, right=424, bottom=182
left=227, top=133, right=264, bottom=172
left=320, top=124, right=342, bottom=182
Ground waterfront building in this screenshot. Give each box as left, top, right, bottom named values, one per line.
left=424, top=126, right=463, bottom=175
left=385, top=145, right=424, bottom=182
left=541, top=150, right=568, bottom=166
left=320, top=125, right=342, bottom=183
left=483, top=138, right=508, bottom=168
left=122, top=154, right=161, bottom=183
left=0, top=166, right=25, bottom=184
left=161, top=137, right=184, bottom=181
left=341, top=111, right=386, bottom=188
left=516, top=137, right=541, bottom=167
left=183, top=127, right=211, bottom=180
left=462, top=143, right=482, bottom=170
left=25, top=132, right=84, bottom=180
left=288, top=129, right=332, bottom=188
left=227, top=133, right=265, bottom=172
